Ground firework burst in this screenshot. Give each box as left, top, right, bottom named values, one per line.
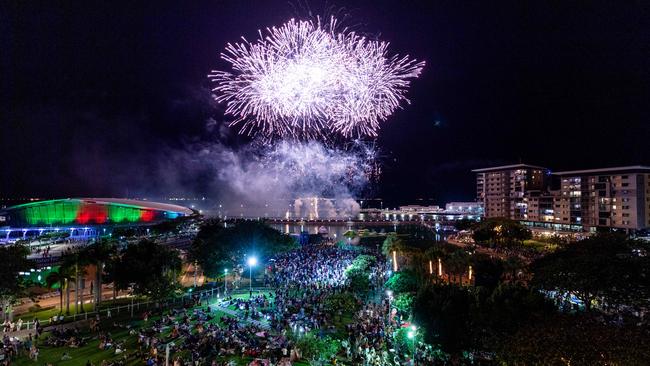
left=209, top=17, right=424, bottom=139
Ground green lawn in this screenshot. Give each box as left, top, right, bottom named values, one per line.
left=523, top=239, right=558, bottom=252
left=10, top=289, right=339, bottom=366
left=11, top=291, right=279, bottom=366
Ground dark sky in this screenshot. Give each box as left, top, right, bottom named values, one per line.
left=2, top=1, right=649, bottom=206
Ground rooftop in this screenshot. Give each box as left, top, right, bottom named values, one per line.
left=471, top=164, right=549, bottom=173
left=7, top=198, right=194, bottom=214
left=553, top=165, right=650, bottom=176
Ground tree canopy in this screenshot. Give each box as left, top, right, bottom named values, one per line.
left=498, top=313, right=650, bottom=365
left=110, top=239, right=182, bottom=299
left=472, top=218, right=532, bottom=247
left=531, top=233, right=650, bottom=311
left=191, top=220, right=297, bottom=278
left=0, top=244, right=34, bottom=314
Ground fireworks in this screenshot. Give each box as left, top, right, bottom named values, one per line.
left=209, top=17, right=424, bottom=139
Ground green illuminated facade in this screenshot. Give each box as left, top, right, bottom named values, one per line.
left=0, top=198, right=193, bottom=227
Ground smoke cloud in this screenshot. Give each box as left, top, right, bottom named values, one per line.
left=158, top=139, right=376, bottom=219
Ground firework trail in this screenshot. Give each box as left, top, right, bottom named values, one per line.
left=209, top=17, right=424, bottom=139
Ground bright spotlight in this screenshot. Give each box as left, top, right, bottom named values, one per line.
left=247, top=256, right=258, bottom=267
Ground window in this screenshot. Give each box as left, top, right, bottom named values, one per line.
left=622, top=183, right=629, bottom=187
left=622, top=206, right=630, bottom=210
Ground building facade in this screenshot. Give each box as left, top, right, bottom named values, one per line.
left=0, top=198, right=194, bottom=242
left=474, top=164, right=650, bottom=233
left=552, top=166, right=650, bottom=232
left=473, top=164, right=550, bottom=220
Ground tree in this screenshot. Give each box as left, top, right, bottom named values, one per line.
left=323, top=291, right=359, bottom=317
left=61, top=249, right=88, bottom=314
left=345, top=267, right=371, bottom=293
left=470, top=254, right=504, bottom=290
left=45, top=267, right=74, bottom=315
left=480, top=283, right=554, bottom=335
left=472, top=218, right=531, bottom=247
left=413, top=282, right=554, bottom=357
left=351, top=254, right=377, bottom=271
left=498, top=313, right=650, bottom=365
left=293, top=333, right=340, bottom=364
left=191, top=220, right=296, bottom=278
left=81, top=240, right=117, bottom=310
left=393, top=293, right=414, bottom=314
left=502, top=256, right=526, bottom=283
left=531, top=233, right=650, bottom=312
left=0, top=244, right=33, bottom=320
left=412, top=284, right=475, bottom=354
left=385, top=269, right=419, bottom=294
left=445, top=250, right=471, bottom=284
left=111, top=239, right=182, bottom=299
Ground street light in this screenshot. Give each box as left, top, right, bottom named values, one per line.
left=408, top=325, right=417, bottom=365
left=247, top=256, right=257, bottom=296
left=224, top=269, right=228, bottom=296
left=193, top=260, right=198, bottom=287
left=129, top=283, right=136, bottom=318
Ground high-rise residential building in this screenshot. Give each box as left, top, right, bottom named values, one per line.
left=553, top=166, right=650, bottom=232
left=473, top=164, right=650, bottom=233
left=473, top=164, right=550, bottom=220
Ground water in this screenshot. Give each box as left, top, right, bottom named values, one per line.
left=270, top=222, right=442, bottom=244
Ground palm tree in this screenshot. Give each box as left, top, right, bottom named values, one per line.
left=45, top=270, right=68, bottom=314
left=503, top=256, right=525, bottom=283
left=81, top=240, right=117, bottom=311
left=425, top=245, right=450, bottom=283
left=50, top=264, right=74, bottom=315
left=61, top=249, right=88, bottom=315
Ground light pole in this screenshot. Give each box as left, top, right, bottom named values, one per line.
left=408, top=325, right=417, bottom=365
left=129, top=283, right=136, bottom=318
left=247, top=256, right=257, bottom=297
left=193, top=260, right=197, bottom=288
left=224, top=269, right=228, bottom=296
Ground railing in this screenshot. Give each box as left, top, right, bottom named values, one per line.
left=2, top=287, right=255, bottom=334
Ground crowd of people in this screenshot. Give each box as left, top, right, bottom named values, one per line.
left=4, top=243, right=437, bottom=365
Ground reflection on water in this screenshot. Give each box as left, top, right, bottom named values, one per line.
left=271, top=223, right=442, bottom=244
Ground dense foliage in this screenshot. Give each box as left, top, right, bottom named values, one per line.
left=191, top=220, right=297, bottom=278
left=531, top=233, right=650, bottom=311
left=472, top=218, right=532, bottom=246
left=111, top=239, right=182, bottom=299
left=0, top=244, right=34, bottom=317
left=498, top=314, right=650, bottom=365
left=385, top=270, right=419, bottom=294
left=412, top=283, right=553, bottom=355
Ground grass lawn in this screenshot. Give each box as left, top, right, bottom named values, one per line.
left=13, top=322, right=141, bottom=366
left=11, top=291, right=279, bottom=366
left=10, top=289, right=336, bottom=366
left=523, top=239, right=558, bottom=252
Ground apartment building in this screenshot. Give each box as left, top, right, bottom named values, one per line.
left=474, top=164, right=650, bottom=233
left=473, top=164, right=550, bottom=220
left=553, top=166, right=650, bottom=232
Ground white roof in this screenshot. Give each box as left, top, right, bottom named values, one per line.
left=553, top=166, right=650, bottom=176
left=472, top=164, right=548, bottom=173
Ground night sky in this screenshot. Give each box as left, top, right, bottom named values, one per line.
left=2, top=1, right=649, bottom=206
